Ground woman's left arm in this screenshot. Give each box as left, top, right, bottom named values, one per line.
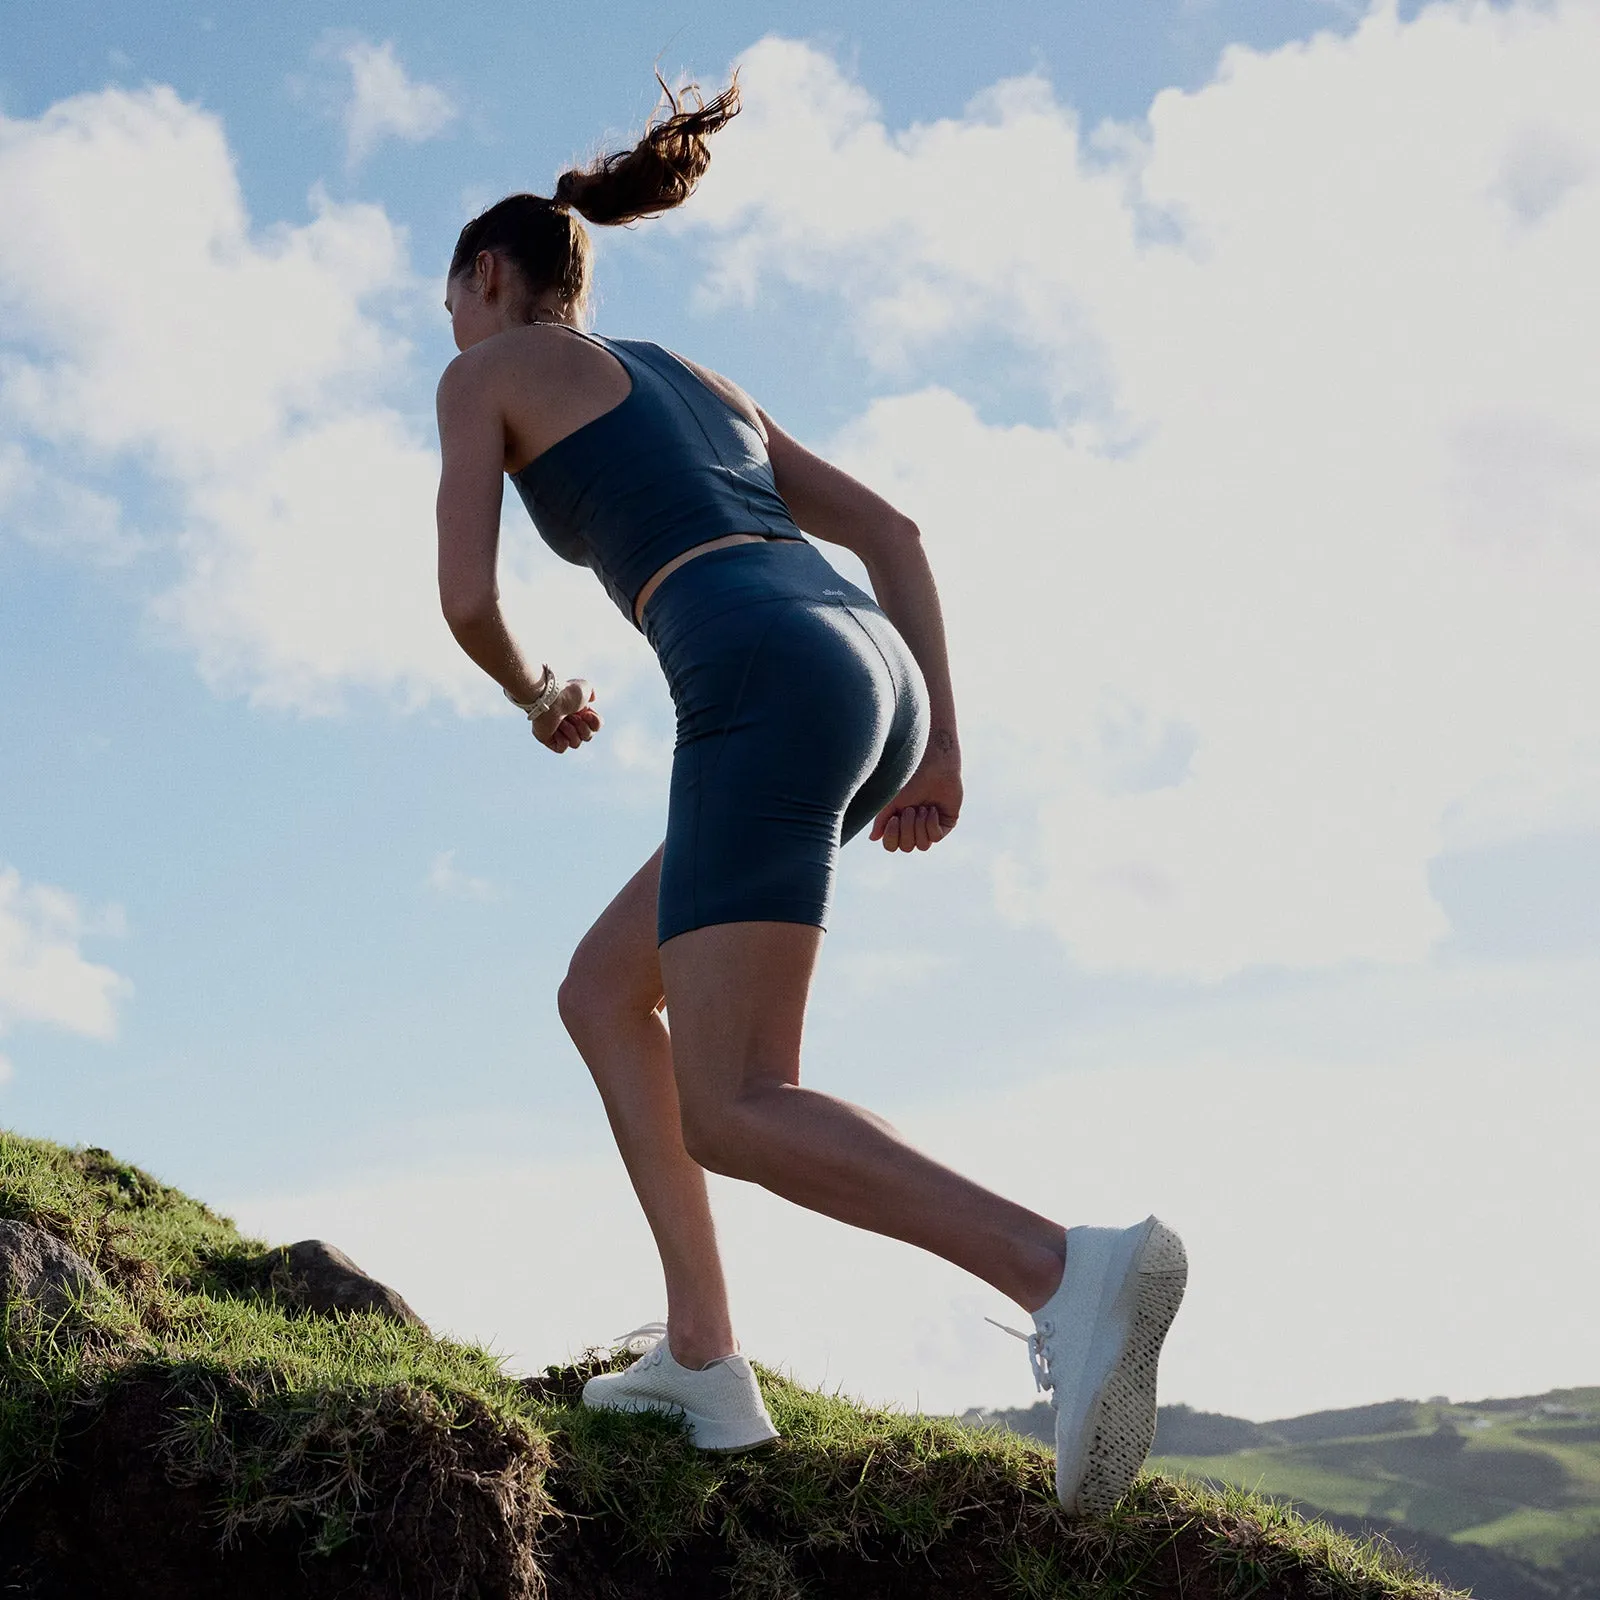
left=435, top=354, right=599, bottom=752
left=759, top=409, right=962, bottom=851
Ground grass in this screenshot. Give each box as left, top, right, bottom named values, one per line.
left=0, top=1128, right=1466, bottom=1598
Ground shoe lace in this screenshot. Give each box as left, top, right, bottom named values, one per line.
left=609, top=1321, right=668, bottom=1358
left=985, top=1315, right=1054, bottom=1395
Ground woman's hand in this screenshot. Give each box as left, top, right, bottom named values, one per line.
left=870, top=742, right=962, bottom=852
left=532, top=678, right=602, bottom=753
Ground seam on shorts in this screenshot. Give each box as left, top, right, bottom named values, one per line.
left=670, top=604, right=787, bottom=946
left=700, top=607, right=787, bottom=786
left=840, top=601, right=898, bottom=690
left=840, top=600, right=901, bottom=803
left=688, top=736, right=702, bottom=935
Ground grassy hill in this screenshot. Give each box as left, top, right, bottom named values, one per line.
left=1156, top=1395, right=1600, bottom=1566
left=0, top=1129, right=1465, bottom=1599
left=965, top=1391, right=1600, bottom=1600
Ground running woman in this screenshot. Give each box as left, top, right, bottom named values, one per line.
left=434, top=74, right=1187, bottom=1516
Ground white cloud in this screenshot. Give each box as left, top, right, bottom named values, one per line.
left=0, top=441, right=134, bottom=563
left=1492, top=121, right=1594, bottom=227
left=336, top=39, right=456, bottom=169
left=0, top=864, right=130, bottom=1042
left=606, top=721, right=675, bottom=777
left=831, top=948, right=955, bottom=997
left=427, top=849, right=498, bottom=902
left=0, top=85, right=634, bottom=715
left=672, top=6, right=1600, bottom=977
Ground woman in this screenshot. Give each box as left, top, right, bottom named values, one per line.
left=434, top=75, right=1186, bottom=1517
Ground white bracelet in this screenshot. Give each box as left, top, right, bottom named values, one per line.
left=504, top=665, right=562, bottom=721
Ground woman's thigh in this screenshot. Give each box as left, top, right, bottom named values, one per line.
left=657, top=919, right=823, bottom=1121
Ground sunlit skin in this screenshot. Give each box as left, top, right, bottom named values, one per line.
left=436, top=248, right=1067, bottom=1369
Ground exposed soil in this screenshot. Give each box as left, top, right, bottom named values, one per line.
left=0, top=1375, right=1412, bottom=1600
left=0, top=1379, right=536, bottom=1600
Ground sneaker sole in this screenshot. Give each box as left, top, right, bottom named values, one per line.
left=1059, top=1217, right=1188, bottom=1517
left=582, top=1390, right=780, bottom=1453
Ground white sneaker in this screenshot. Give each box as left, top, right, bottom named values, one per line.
left=581, top=1323, right=780, bottom=1453
left=995, top=1217, right=1187, bottom=1516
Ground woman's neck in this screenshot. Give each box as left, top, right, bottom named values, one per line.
left=528, top=294, right=578, bottom=328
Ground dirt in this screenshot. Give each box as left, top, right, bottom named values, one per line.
left=0, top=1379, right=537, bottom=1600
left=0, top=1377, right=1394, bottom=1600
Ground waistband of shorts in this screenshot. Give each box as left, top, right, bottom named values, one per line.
left=640, top=537, right=877, bottom=654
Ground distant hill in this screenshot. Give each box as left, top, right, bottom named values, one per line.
left=963, top=1392, right=1600, bottom=1600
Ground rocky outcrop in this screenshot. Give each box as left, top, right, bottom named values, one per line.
left=276, top=1239, right=426, bottom=1329
left=0, top=1219, right=104, bottom=1322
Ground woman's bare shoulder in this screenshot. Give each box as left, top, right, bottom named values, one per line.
left=445, top=324, right=628, bottom=432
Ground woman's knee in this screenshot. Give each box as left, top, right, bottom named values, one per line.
left=678, top=1094, right=765, bottom=1180
left=555, top=962, right=592, bottom=1040
left=558, top=938, right=660, bottom=1043
left=559, top=849, right=665, bottom=1044
left=679, top=1106, right=739, bottom=1177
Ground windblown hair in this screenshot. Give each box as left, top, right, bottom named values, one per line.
left=448, top=73, right=741, bottom=320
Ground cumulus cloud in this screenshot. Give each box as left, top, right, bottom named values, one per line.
left=831, top=948, right=955, bottom=997
left=0, top=85, right=633, bottom=715
left=0, top=441, right=134, bottom=563
left=674, top=4, right=1600, bottom=977
left=426, top=850, right=499, bottom=902
left=335, top=38, right=456, bottom=169
left=0, top=864, right=130, bottom=1043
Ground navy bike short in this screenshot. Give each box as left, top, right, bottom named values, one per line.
left=641, top=538, right=929, bottom=946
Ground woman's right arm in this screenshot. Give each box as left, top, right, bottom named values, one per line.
left=761, top=411, right=962, bottom=847
left=435, top=353, right=599, bottom=752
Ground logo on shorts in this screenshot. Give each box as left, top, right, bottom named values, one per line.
left=823, top=588, right=846, bottom=597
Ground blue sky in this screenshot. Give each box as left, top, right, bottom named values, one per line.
left=3, top=0, right=1598, bottom=1418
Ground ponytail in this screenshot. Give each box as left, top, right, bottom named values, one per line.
left=554, top=73, right=741, bottom=226
left=449, top=71, right=740, bottom=321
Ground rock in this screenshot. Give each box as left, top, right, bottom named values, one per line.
left=0, top=1219, right=105, bottom=1322
left=278, top=1240, right=426, bottom=1329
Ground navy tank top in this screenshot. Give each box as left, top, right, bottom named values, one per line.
left=509, top=331, right=803, bottom=624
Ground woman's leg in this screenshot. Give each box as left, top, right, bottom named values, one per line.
left=658, top=919, right=1068, bottom=1313
left=557, top=847, right=737, bottom=1368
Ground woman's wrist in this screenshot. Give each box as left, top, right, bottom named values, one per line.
left=504, top=664, right=562, bottom=720
left=925, top=726, right=961, bottom=764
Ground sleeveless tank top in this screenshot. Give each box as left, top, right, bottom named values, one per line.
left=509, top=331, right=803, bottom=624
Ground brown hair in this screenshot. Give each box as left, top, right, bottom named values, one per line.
left=448, top=73, right=740, bottom=320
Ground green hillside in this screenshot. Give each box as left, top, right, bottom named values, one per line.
left=1155, top=1395, right=1600, bottom=1571
left=965, top=1391, right=1600, bottom=1599
left=0, top=1129, right=1462, bottom=1599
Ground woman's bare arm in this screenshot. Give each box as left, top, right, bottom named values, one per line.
left=435, top=352, right=599, bottom=751
left=761, top=409, right=962, bottom=845
left=761, top=412, right=959, bottom=756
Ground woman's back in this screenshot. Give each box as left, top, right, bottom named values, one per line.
left=508, top=329, right=800, bottom=622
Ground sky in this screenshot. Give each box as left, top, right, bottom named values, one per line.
left=2, top=0, right=1598, bottom=1422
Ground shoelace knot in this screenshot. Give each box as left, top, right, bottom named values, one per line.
left=609, top=1320, right=668, bottom=1358
left=986, top=1315, right=1055, bottom=1395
